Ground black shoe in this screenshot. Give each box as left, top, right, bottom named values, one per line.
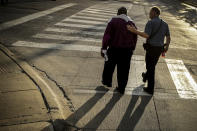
left=142, top=72, right=147, bottom=83
left=115, top=87, right=125, bottom=94
left=143, top=87, right=153, bottom=95
left=102, top=81, right=112, bottom=87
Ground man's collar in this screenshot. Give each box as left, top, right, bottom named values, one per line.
left=112, top=14, right=133, bottom=22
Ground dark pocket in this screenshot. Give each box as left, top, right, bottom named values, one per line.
left=143, top=43, right=150, bottom=50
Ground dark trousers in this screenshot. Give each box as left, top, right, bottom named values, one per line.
left=102, top=47, right=133, bottom=92
left=145, top=46, right=163, bottom=92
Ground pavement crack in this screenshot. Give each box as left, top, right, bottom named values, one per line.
left=153, top=97, right=161, bottom=131
left=31, top=64, right=75, bottom=112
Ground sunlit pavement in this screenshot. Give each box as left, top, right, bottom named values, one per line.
left=0, top=0, right=197, bottom=130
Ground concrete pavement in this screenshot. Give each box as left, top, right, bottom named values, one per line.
left=0, top=44, right=76, bottom=131
left=0, top=43, right=51, bottom=130
left=0, top=0, right=197, bottom=130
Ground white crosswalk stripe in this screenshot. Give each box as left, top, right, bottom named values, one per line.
left=55, top=22, right=106, bottom=30
left=63, top=18, right=106, bottom=25
left=88, top=7, right=117, bottom=12
left=45, top=27, right=104, bottom=36
left=73, top=13, right=114, bottom=19
left=80, top=10, right=116, bottom=16
left=69, top=15, right=108, bottom=22
left=165, top=59, right=197, bottom=99
left=0, top=3, right=76, bottom=31
left=85, top=8, right=116, bottom=14
left=12, top=41, right=101, bottom=52
left=33, top=33, right=101, bottom=42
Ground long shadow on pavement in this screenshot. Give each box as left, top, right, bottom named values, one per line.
left=42, top=86, right=110, bottom=131
left=117, top=95, right=152, bottom=131
left=65, top=86, right=109, bottom=126
left=83, top=92, right=122, bottom=131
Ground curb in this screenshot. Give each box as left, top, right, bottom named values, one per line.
left=0, top=43, right=74, bottom=130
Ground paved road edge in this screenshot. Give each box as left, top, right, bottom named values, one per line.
left=0, top=43, right=76, bottom=130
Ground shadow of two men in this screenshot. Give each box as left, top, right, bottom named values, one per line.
left=42, top=85, right=152, bottom=131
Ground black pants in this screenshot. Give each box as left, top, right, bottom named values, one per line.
left=145, top=46, right=163, bottom=92
left=102, top=47, right=133, bottom=92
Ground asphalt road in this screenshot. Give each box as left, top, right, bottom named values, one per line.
left=0, top=0, right=197, bottom=130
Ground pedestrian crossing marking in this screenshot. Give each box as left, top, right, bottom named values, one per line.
left=85, top=8, right=116, bottom=14
left=165, top=59, right=197, bottom=99
left=127, top=56, right=146, bottom=88
left=88, top=8, right=117, bottom=12
left=74, top=13, right=114, bottom=19
left=12, top=41, right=101, bottom=52
left=55, top=22, right=106, bottom=30
left=80, top=10, right=116, bottom=16
left=73, top=88, right=152, bottom=96
left=33, top=33, right=101, bottom=42
left=69, top=15, right=108, bottom=22
left=45, top=27, right=104, bottom=36
left=0, top=3, right=76, bottom=31
left=72, top=88, right=182, bottom=99
left=63, top=18, right=106, bottom=25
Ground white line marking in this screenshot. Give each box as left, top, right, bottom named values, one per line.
left=55, top=22, right=106, bottom=30
left=165, top=59, right=197, bottom=99
left=85, top=8, right=116, bottom=14
left=63, top=18, right=106, bottom=25
left=170, top=45, right=197, bottom=51
left=70, top=15, right=108, bottom=22
left=76, top=12, right=114, bottom=18
left=0, top=3, right=76, bottom=31
left=127, top=55, right=146, bottom=88
left=73, top=89, right=151, bottom=96
left=88, top=7, right=117, bottom=12
left=33, top=33, right=101, bottom=42
left=77, top=11, right=115, bottom=17
left=73, top=89, right=186, bottom=99
left=45, top=27, right=104, bottom=36
left=12, top=41, right=101, bottom=52
left=170, top=27, right=197, bottom=32
left=81, top=10, right=116, bottom=16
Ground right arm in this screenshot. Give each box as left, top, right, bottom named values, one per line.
left=101, top=21, right=113, bottom=57
left=127, top=21, right=152, bottom=39
left=102, top=21, right=113, bottom=49
left=127, top=25, right=149, bottom=38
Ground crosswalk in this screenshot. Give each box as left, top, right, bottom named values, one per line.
left=0, top=3, right=77, bottom=31
left=9, top=2, right=197, bottom=100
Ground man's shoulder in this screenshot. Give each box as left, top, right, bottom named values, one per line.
left=161, top=20, right=169, bottom=26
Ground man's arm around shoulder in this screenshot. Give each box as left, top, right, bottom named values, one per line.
left=127, top=25, right=149, bottom=39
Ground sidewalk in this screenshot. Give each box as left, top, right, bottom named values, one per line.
left=0, top=44, right=54, bottom=130
left=0, top=44, right=77, bottom=131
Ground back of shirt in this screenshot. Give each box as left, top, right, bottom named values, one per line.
left=145, top=17, right=170, bottom=47
left=102, top=15, right=138, bottom=50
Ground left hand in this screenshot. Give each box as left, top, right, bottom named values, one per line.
left=101, top=49, right=105, bottom=58
left=164, top=44, right=169, bottom=52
